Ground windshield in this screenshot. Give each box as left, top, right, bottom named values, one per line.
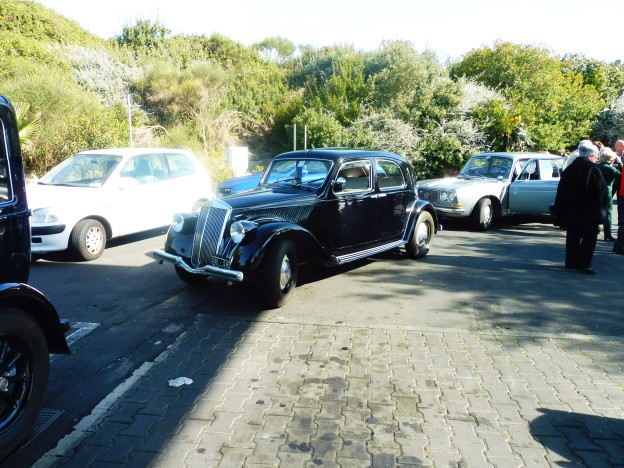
left=39, top=154, right=122, bottom=187
left=459, top=155, right=514, bottom=180
left=262, top=159, right=332, bottom=189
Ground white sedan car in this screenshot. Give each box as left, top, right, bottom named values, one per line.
left=28, top=148, right=213, bottom=260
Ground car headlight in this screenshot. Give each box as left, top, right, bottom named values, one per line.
left=447, top=192, right=457, bottom=203
left=31, top=207, right=60, bottom=223
left=171, top=213, right=185, bottom=233
left=440, top=192, right=448, bottom=202
left=229, top=221, right=257, bottom=244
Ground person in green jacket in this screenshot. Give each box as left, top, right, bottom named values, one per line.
left=596, top=148, right=621, bottom=241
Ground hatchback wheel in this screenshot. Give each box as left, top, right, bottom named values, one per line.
left=70, top=219, right=106, bottom=261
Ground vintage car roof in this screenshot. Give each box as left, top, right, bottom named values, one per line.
left=274, top=148, right=407, bottom=164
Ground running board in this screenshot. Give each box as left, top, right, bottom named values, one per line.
left=335, top=240, right=406, bottom=264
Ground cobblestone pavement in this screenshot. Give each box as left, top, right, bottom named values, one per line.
left=37, top=315, right=624, bottom=468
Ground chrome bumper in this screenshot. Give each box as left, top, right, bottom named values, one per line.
left=433, top=206, right=466, bottom=215
left=153, top=249, right=244, bottom=283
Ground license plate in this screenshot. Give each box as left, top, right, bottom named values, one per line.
left=210, top=257, right=230, bottom=269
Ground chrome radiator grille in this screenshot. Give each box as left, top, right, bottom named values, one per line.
left=191, top=199, right=232, bottom=267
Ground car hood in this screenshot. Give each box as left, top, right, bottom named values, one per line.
left=222, top=186, right=317, bottom=210
left=418, top=177, right=504, bottom=191
left=26, top=183, right=102, bottom=210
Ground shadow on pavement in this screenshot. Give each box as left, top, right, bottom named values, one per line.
left=531, top=409, right=624, bottom=466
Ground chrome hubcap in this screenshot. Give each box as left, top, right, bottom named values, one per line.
left=279, top=256, right=292, bottom=291
left=0, top=375, right=8, bottom=392
left=482, top=206, right=492, bottom=224
left=416, top=221, right=430, bottom=245
left=85, top=227, right=104, bottom=254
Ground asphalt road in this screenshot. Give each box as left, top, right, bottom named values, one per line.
left=7, top=214, right=624, bottom=466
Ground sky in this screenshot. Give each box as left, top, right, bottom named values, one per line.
left=36, top=0, right=622, bottom=63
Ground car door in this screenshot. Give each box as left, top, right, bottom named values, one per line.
left=313, top=159, right=378, bottom=254
left=509, top=158, right=563, bottom=214
left=375, top=158, right=409, bottom=241
left=113, top=153, right=169, bottom=234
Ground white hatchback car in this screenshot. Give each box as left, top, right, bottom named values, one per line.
left=28, top=148, right=213, bottom=261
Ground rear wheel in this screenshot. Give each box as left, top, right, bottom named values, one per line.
left=70, top=219, right=106, bottom=261
left=472, top=198, right=494, bottom=231
left=406, top=211, right=434, bottom=259
left=0, top=308, right=49, bottom=460
left=263, top=240, right=298, bottom=308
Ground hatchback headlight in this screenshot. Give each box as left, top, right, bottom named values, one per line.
left=31, top=207, right=60, bottom=223
left=230, top=221, right=258, bottom=244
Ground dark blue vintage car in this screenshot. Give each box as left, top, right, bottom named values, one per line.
left=154, top=148, right=440, bottom=308
left=0, top=96, right=70, bottom=460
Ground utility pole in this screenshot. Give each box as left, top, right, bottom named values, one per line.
left=127, top=93, right=133, bottom=148
left=293, top=124, right=296, bottom=151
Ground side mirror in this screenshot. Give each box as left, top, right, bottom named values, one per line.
left=333, top=177, right=346, bottom=193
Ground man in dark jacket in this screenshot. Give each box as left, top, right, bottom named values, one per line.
left=553, top=140, right=609, bottom=274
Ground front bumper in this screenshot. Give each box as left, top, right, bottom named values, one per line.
left=153, top=249, right=244, bottom=283
left=431, top=206, right=467, bottom=216
left=31, top=226, right=71, bottom=253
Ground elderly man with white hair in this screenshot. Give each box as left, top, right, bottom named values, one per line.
left=553, top=140, right=609, bottom=274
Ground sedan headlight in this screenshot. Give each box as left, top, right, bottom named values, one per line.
left=31, top=207, right=60, bottom=223
left=230, top=220, right=258, bottom=244
left=446, top=191, right=457, bottom=203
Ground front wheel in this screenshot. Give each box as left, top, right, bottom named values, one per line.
left=406, top=211, right=434, bottom=259
left=70, top=219, right=106, bottom=261
left=263, top=240, right=298, bottom=308
left=472, top=198, right=494, bottom=231
left=0, top=308, right=50, bottom=460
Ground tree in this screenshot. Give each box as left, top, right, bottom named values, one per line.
left=254, top=36, right=295, bottom=63
left=116, top=19, right=170, bottom=51
left=451, top=42, right=603, bottom=152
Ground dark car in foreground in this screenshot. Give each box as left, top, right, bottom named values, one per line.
left=0, top=96, right=70, bottom=460
left=154, top=148, right=440, bottom=307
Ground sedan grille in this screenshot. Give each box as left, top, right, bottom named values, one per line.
left=191, top=199, right=232, bottom=267
left=418, top=188, right=439, bottom=203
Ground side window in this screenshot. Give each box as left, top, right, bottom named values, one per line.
left=0, top=123, right=10, bottom=203
left=336, top=160, right=372, bottom=193
left=538, top=159, right=563, bottom=180
left=517, top=160, right=538, bottom=181
left=166, top=153, right=195, bottom=179
left=376, top=160, right=405, bottom=189
left=120, top=154, right=165, bottom=185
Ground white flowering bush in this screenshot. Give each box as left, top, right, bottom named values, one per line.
left=65, top=45, right=143, bottom=108
left=592, top=94, right=624, bottom=144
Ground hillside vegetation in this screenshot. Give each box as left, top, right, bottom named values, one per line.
left=2, top=1, right=624, bottom=181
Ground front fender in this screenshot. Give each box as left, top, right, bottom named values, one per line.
left=234, top=222, right=334, bottom=273
left=0, top=283, right=70, bottom=354
left=404, top=200, right=441, bottom=241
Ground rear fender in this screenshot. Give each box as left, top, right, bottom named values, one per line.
left=405, top=200, right=440, bottom=240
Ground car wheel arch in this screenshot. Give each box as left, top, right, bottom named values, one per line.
left=71, top=215, right=113, bottom=242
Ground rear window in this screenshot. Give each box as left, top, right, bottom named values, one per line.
left=166, top=153, right=195, bottom=178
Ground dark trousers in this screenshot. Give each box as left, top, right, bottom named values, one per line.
left=614, top=196, right=624, bottom=252
left=565, top=223, right=599, bottom=269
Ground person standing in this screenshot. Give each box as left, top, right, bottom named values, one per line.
left=613, top=163, right=624, bottom=255
left=596, top=148, right=621, bottom=241
left=553, top=140, right=609, bottom=274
